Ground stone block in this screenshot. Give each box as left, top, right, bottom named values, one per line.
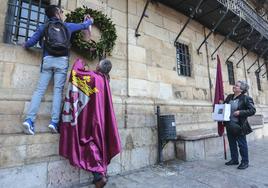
left=128, top=0, right=137, bottom=15
left=115, top=25, right=127, bottom=43
left=108, top=0, right=127, bottom=12
left=0, top=163, right=47, bottom=188
left=126, top=114, right=146, bottom=128
left=0, top=100, right=24, bottom=115
left=160, top=55, right=176, bottom=70
left=0, top=62, right=15, bottom=88
left=147, top=66, right=162, bottom=81
left=195, top=77, right=210, bottom=90
left=163, top=17, right=180, bottom=33
left=131, top=146, right=151, bottom=168
left=137, top=34, right=163, bottom=52
left=263, top=124, right=268, bottom=137
left=176, top=139, right=205, bottom=161
left=11, top=64, right=40, bottom=90
left=193, top=88, right=209, bottom=101
left=204, top=137, right=223, bottom=157
left=128, top=28, right=137, bottom=45
left=143, top=21, right=169, bottom=42
left=159, top=83, right=173, bottom=100
left=0, top=44, right=41, bottom=65
left=121, top=146, right=151, bottom=172
left=128, top=13, right=142, bottom=30
left=47, top=160, right=80, bottom=188
left=129, top=61, right=148, bottom=80
left=0, top=115, right=23, bottom=134
left=128, top=78, right=148, bottom=97
left=162, top=41, right=176, bottom=57
left=76, top=0, right=107, bottom=11
left=156, top=3, right=181, bottom=23
left=148, top=145, right=158, bottom=165
left=162, top=142, right=176, bottom=161
left=172, top=84, right=193, bottom=100
left=107, top=153, right=121, bottom=175
left=0, top=145, right=27, bottom=168
left=248, top=128, right=264, bottom=142
left=23, top=101, right=52, bottom=116
left=128, top=45, right=146, bottom=63
left=109, top=57, right=127, bottom=77
left=119, top=127, right=157, bottom=149
left=111, top=42, right=127, bottom=60
left=127, top=103, right=154, bottom=115
left=248, top=114, right=264, bottom=125
left=186, top=140, right=205, bottom=161
left=146, top=10, right=163, bottom=27
left=66, top=1, right=77, bottom=11
left=26, top=143, right=58, bottom=160
left=112, top=8, right=127, bottom=28
left=0, top=0, right=8, bottom=13
left=175, top=141, right=186, bottom=160
left=79, top=169, right=93, bottom=183
left=0, top=133, right=59, bottom=168
left=110, top=79, right=127, bottom=96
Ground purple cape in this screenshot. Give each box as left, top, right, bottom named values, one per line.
left=59, top=59, right=121, bottom=175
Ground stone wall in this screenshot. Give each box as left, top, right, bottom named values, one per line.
left=0, top=0, right=268, bottom=187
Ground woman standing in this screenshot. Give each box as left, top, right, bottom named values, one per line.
left=224, top=81, right=256, bottom=169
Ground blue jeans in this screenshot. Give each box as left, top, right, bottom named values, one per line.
left=26, top=56, right=69, bottom=123
left=227, top=131, right=249, bottom=164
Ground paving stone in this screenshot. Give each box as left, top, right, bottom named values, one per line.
left=47, top=160, right=80, bottom=188
left=0, top=163, right=47, bottom=188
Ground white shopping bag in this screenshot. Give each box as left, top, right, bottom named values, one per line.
left=212, top=104, right=231, bottom=121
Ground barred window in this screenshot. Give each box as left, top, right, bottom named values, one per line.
left=262, top=60, right=268, bottom=80
left=226, top=61, right=235, bottom=85
left=4, top=0, right=52, bottom=46
left=176, top=43, right=191, bottom=77
left=255, top=71, right=262, bottom=91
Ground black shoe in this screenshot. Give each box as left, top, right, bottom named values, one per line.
left=225, top=160, right=239, bottom=165
left=237, top=163, right=249, bottom=169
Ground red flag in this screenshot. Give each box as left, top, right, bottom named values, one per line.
left=214, top=55, right=225, bottom=136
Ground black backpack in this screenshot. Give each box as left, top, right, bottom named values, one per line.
left=43, top=21, right=70, bottom=56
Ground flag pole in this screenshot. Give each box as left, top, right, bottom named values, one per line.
left=223, top=131, right=227, bottom=160
left=214, top=55, right=226, bottom=160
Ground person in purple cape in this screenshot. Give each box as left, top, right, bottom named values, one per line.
left=59, top=58, right=121, bottom=188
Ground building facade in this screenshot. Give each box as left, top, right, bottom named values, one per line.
left=0, top=0, right=268, bottom=187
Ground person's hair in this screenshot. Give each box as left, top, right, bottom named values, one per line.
left=98, top=59, right=112, bottom=75
left=238, top=80, right=249, bottom=94
left=45, top=5, right=60, bottom=18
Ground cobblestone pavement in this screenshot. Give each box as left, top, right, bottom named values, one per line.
left=90, top=137, right=268, bottom=188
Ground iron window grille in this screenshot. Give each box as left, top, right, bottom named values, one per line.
left=226, top=61, right=235, bottom=85
left=176, top=42, right=191, bottom=77
left=266, top=62, right=268, bottom=80
left=255, top=71, right=262, bottom=91
left=4, top=0, right=51, bottom=47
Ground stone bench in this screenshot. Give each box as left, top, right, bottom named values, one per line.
left=175, top=129, right=221, bottom=161
left=175, top=121, right=265, bottom=161
left=248, top=114, right=264, bottom=125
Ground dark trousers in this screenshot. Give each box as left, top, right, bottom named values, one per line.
left=92, top=172, right=102, bottom=183
left=227, top=132, right=249, bottom=164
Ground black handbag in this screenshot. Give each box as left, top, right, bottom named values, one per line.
left=226, top=122, right=242, bottom=136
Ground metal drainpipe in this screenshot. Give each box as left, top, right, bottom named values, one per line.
left=241, top=47, right=251, bottom=96
left=126, top=0, right=130, bottom=97
left=204, top=26, right=213, bottom=102
left=241, top=47, right=248, bottom=84
left=124, top=0, right=130, bottom=129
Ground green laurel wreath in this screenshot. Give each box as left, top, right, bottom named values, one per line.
left=65, top=6, right=117, bottom=61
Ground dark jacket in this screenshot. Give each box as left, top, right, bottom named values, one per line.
left=24, top=17, right=93, bottom=57
left=224, top=94, right=256, bottom=135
